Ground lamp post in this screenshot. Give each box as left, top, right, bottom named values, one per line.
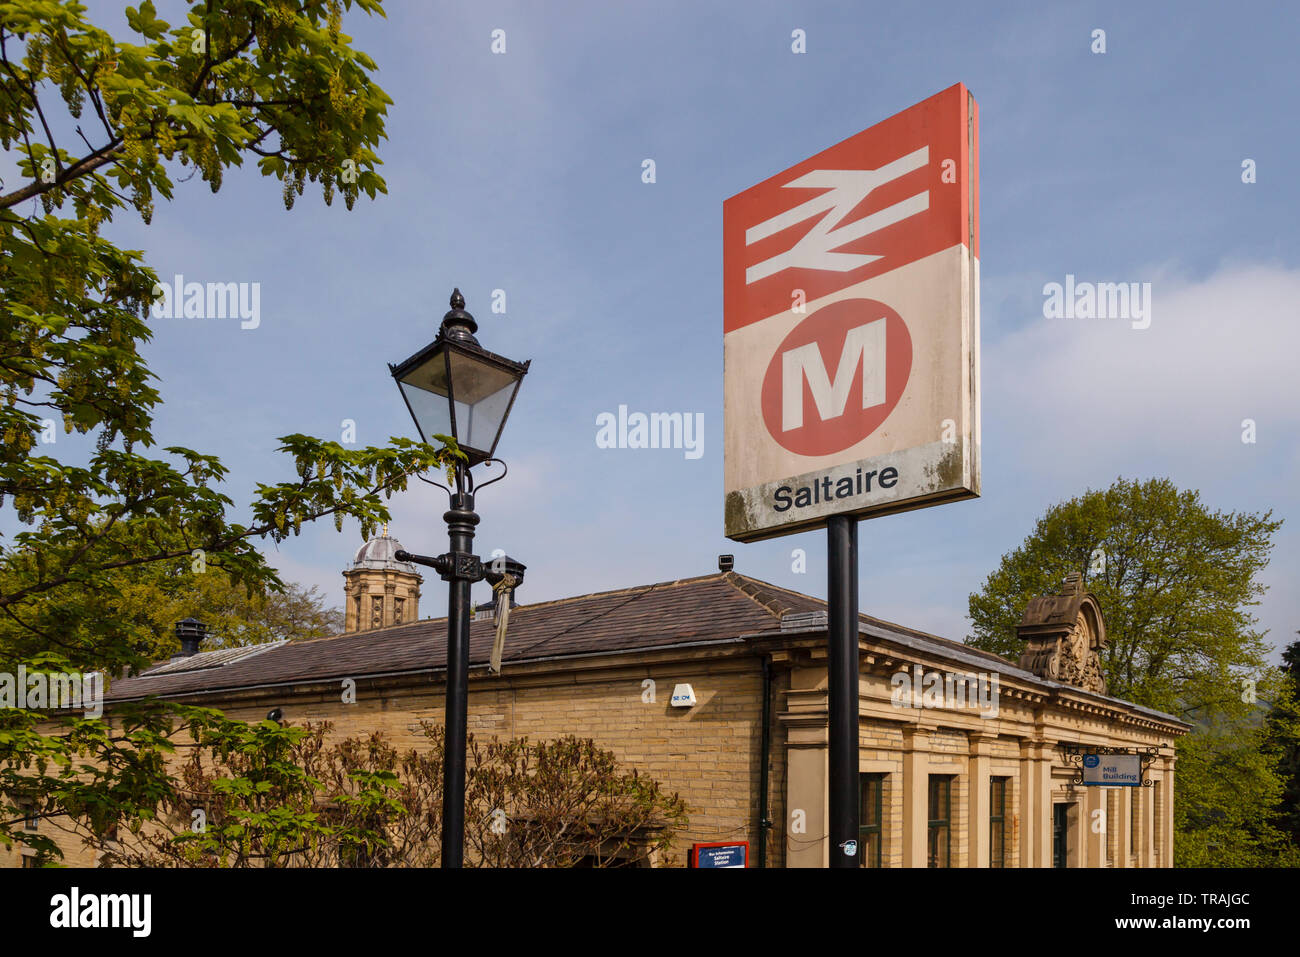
left=388, top=288, right=530, bottom=868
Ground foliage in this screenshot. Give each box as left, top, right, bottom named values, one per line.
left=163, top=576, right=344, bottom=648
left=1173, top=712, right=1300, bottom=866
left=0, top=0, right=463, bottom=859
left=464, top=731, right=690, bottom=867
left=967, top=476, right=1294, bottom=866
left=108, top=564, right=344, bottom=660
left=1263, top=635, right=1300, bottom=852
left=1, top=700, right=271, bottom=865
left=967, top=477, right=1279, bottom=714
left=93, top=722, right=690, bottom=867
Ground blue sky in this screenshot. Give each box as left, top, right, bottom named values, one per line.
left=12, top=1, right=1300, bottom=657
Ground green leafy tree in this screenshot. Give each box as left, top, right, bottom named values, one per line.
left=967, top=477, right=1294, bottom=865
left=967, top=477, right=1279, bottom=712
left=163, top=576, right=345, bottom=648
left=0, top=0, right=459, bottom=861
left=1263, top=635, right=1300, bottom=850
left=1174, top=711, right=1298, bottom=866
left=109, top=563, right=345, bottom=657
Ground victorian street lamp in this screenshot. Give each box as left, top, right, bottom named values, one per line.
left=388, top=288, right=530, bottom=868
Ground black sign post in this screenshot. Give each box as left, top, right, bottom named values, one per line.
left=827, top=514, right=860, bottom=867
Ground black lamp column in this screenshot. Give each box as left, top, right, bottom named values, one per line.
left=397, top=492, right=493, bottom=869
left=827, top=515, right=860, bottom=867
left=439, top=487, right=479, bottom=868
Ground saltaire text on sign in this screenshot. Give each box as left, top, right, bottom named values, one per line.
left=723, top=83, right=981, bottom=542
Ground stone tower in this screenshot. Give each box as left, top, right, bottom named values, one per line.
left=342, top=526, right=422, bottom=633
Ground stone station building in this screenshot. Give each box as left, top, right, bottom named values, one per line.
left=8, top=534, right=1188, bottom=868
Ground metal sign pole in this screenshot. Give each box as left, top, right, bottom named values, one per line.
left=827, top=514, right=860, bottom=867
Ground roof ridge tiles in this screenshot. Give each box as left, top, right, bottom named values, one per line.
left=721, top=571, right=797, bottom=618
left=274, top=572, right=742, bottom=650
left=719, top=572, right=1017, bottom=669
left=516, top=572, right=722, bottom=609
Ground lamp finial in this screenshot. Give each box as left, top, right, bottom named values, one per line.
left=441, top=287, right=478, bottom=341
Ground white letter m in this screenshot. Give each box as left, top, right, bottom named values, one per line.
left=782, top=318, right=886, bottom=431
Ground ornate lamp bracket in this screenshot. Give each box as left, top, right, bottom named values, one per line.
left=395, top=549, right=485, bottom=584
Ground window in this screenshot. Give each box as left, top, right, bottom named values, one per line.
left=394, top=597, right=405, bottom=625
left=22, top=802, right=38, bottom=832
left=1052, top=803, right=1069, bottom=868
left=989, top=777, right=1008, bottom=868
left=1130, top=789, right=1139, bottom=856
left=1153, top=781, right=1163, bottom=861
left=858, top=773, right=883, bottom=868
left=927, top=776, right=951, bottom=868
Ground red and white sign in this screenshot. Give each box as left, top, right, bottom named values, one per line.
left=724, top=84, right=980, bottom=542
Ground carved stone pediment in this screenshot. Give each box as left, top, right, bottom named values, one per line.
left=1016, top=573, right=1108, bottom=694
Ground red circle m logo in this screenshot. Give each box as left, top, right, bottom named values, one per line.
left=760, top=298, right=912, bottom=456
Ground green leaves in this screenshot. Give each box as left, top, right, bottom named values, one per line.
left=0, top=0, right=469, bottom=864
left=967, top=477, right=1281, bottom=714
left=251, top=434, right=457, bottom=547
left=0, top=0, right=426, bottom=672
left=1, top=0, right=398, bottom=436
left=1173, top=716, right=1300, bottom=866
left=124, top=2, right=168, bottom=41
left=965, top=476, right=1293, bottom=866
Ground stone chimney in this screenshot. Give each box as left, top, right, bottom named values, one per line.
left=173, top=618, right=207, bottom=658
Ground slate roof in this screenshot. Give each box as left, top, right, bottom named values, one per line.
left=136, top=640, right=289, bottom=678
left=104, top=571, right=1164, bottom=726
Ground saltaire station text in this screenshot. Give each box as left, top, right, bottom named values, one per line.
left=773, top=465, right=900, bottom=512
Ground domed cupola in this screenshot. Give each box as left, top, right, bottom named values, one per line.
left=342, top=525, right=423, bottom=633
left=352, top=533, right=419, bottom=572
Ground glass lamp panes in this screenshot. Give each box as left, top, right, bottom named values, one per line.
left=446, top=348, right=520, bottom=457
left=395, top=354, right=453, bottom=444
left=394, top=340, right=526, bottom=465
